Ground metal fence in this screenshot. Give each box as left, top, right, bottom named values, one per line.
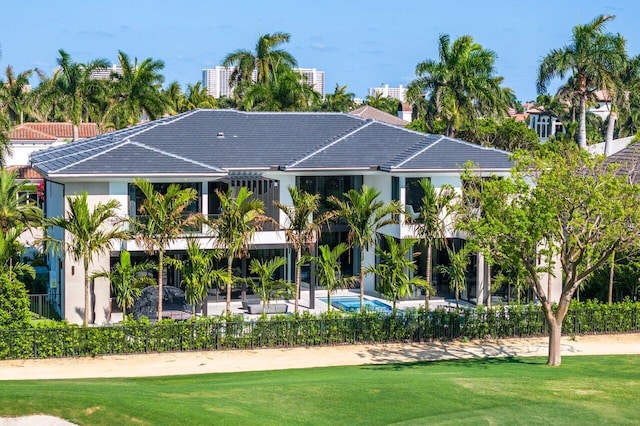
left=29, top=294, right=57, bottom=320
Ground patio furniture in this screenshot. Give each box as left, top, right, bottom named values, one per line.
left=241, top=299, right=261, bottom=310
left=247, top=303, right=288, bottom=315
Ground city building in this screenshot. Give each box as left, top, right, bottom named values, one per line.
left=368, top=84, right=407, bottom=102
left=90, top=64, right=123, bottom=80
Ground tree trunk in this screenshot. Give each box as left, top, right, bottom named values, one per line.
left=455, top=283, right=459, bottom=308
left=605, top=111, right=617, bottom=156
left=425, top=244, right=432, bottom=311
left=294, top=247, right=301, bottom=314
left=359, top=249, right=365, bottom=311
left=578, top=93, right=587, bottom=149
left=226, top=255, right=233, bottom=314
left=72, top=124, right=79, bottom=142
left=157, top=252, right=164, bottom=320
left=547, top=321, right=563, bottom=366
left=83, top=259, right=90, bottom=327
left=486, top=263, right=492, bottom=309
left=608, top=251, right=615, bottom=305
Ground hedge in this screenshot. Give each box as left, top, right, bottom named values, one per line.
left=1, top=299, right=638, bottom=360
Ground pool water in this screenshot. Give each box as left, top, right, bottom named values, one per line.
left=320, top=296, right=392, bottom=313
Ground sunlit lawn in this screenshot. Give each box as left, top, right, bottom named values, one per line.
left=1, top=355, right=638, bottom=425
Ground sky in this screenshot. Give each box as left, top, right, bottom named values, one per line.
left=1, top=0, right=639, bottom=103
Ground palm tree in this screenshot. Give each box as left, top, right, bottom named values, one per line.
left=111, top=51, right=168, bottom=127
left=537, top=15, right=627, bottom=149
left=91, top=250, right=155, bottom=317
left=163, top=81, right=187, bottom=115
left=43, top=192, right=126, bottom=326
left=211, top=187, right=265, bottom=313
left=167, top=239, right=229, bottom=315
left=368, top=236, right=427, bottom=312
left=364, top=92, right=398, bottom=115
left=274, top=186, right=328, bottom=314
left=329, top=185, right=402, bottom=311
left=248, top=256, right=293, bottom=312
left=408, top=179, right=456, bottom=311
left=409, top=34, right=510, bottom=137
left=240, top=65, right=320, bottom=111
left=437, top=245, right=471, bottom=308
left=222, top=32, right=297, bottom=98
left=29, top=68, right=66, bottom=123
left=0, top=169, right=42, bottom=234
left=129, top=178, right=200, bottom=320
left=183, top=82, right=218, bottom=110
left=302, top=243, right=356, bottom=311
left=320, top=84, right=356, bottom=112
left=0, top=112, right=10, bottom=166
left=55, top=49, right=110, bottom=140
left=0, top=225, right=35, bottom=284
left=0, top=65, right=33, bottom=124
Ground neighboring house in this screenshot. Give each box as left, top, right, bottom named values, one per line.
left=526, top=106, right=566, bottom=142
left=30, top=109, right=557, bottom=324
left=349, top=105, right=409, bottom=127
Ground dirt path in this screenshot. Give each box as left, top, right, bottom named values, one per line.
left=1, top=333, right=639, bottom=381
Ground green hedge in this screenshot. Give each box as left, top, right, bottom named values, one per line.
left=1, top=300, right=638, bottom=360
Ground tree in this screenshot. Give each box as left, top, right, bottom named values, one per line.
left=222, top=32, right=297, bottom=99
left=0, top=111, right=10, bottom=167
left=368, top=236, right=427, bottom=312
left=436, top=245, right=471, bottom=308
left=364, top=92, right=398, bottom=115
left=0, top=169, right=42, bottom=234
left=408, top=34, right=510, bottom=137
left=240, top=65, right=320, bottom=111
left=167, top=239, right=229, bottom=315
left=129, top=179, right=200, bottom=321
left=0, top=272, right=31, bottom=329
left=537, top=15, right=627, bottom=149
left=91, top=250, right=155, bottom=317
left=302, top=243, right=356, bottom=312
left=0, top=65, right=33, bottom=124
left=163, top=81, right=187, bottom=115
left=111, top=51, right=168, bottom=127
left=274, top=186, right=328, bottom=314
left=211, top=187, right=265, bottom=313
left=43, top=192, right=126, bottom=326
left=456, top=118, right=540, bottom=152
left=55, top=49, right=110, bottom=140
left=459, top=145, right=640, bottom=365
left=329, top=185, right=401, bottom=311
left=319, top=84, right=356, bottom=112
left=183, top=82, right=218, bottom=110
left=248, top=256, right=293, bottom=312
left=407, top=178, right=456, bottom=310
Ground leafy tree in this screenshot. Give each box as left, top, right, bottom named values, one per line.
left=408, top=34, right=510, bottom=137
left=275, top=186, right=329, bottom=313
left=248, top=256, right=293, bottom=312
left=110, top=50, right=168, bottom=127
left=43, top=192, right=126, bottom=326
left=91, top=250, right=155, bottom=317
left=211, top=187, right=265, bottom=313
left=436, top=245, right=471, bottom=308
left=407, top=178, right=456, bottom=310
left=0, top=168, right=42, bottom=233
left=0, top=272, right=31, bottom=329
left=459, top=145, right=640, bottom=365
left=130, top=179, right=200, bottom=320
left=329, top=185, right=401, bottom=311
left=0, top=65, right=33, bottom=124
left=456, top=118, right=540, bottom=152
left=302, top=243, right=356, bottom=311
left=0, top=225, right=36, bottom=284
left=368, top=236, right=427, bottom=312
left=55, top=49, right=109, bottom=140
left=537, top=15, right=627, bottom=149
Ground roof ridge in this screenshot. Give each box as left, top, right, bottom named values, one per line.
left=51, top=141, right=130, bottom=173
left=385, top=135, right=444, bottom=170
left=10, top=125, right=57, bottom=140
left=126, top=141, right=226, bottom=172
left=284, top=121, right=374, bottom=169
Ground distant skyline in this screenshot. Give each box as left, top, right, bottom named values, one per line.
left=1, top=1, right=639, bottom=102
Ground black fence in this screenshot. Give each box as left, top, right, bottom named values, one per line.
left=2, top=303, right=639, bottom=360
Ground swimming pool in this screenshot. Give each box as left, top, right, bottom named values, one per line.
left=320, top=296, right=392, bottom=313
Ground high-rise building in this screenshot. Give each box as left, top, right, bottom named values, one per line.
left=90, top=64, right=123, bottom=80
left=368, top=84, right=407, bottom=102
left=202, top=66, right=325, bottom=98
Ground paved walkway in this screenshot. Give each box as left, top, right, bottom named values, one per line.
left=1, top=333, right=638, bottom=381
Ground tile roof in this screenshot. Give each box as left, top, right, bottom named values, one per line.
left=604, top=141, right=640, bottom=184
left=6, top=165, right=44, bottom=180
left=31, top=109, right=512, bottom=178
left=9, top=123, right=100, bottom=140
left=349, top=105, right=408, bottom=127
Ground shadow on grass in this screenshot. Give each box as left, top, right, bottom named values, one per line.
left=363, top=356, right=543, bottom=372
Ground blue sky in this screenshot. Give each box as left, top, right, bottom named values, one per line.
left=1, top=0, right=638, bottom=102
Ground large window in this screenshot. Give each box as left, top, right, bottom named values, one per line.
left=128, top=182, right=201, bottom=218
left=297, top=175, right=363, bottom=214
left=208, top=181, right=229, bottom=218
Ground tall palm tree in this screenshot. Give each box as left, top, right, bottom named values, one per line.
left=0, top=65, right=33, bottom=124
left=211, top=187, right=265, bottom=313
left=240, top=65, right=320, bottom=111
left=274, top=186, right=328, bottom=314
left=368, top=236, right=427, bottom=313
left=130, top=178, right=200, bottom=320
left=329, top=185, right=401, bottom=311
left=222, top=32, right=297, bottom=98
left=0, top=169, right=42, bottom=233
left=43, top=192, right=126, bottom=326
left=162, top=81, right=187, bottom=115
left=408, top=179, right=456, bottom=310
left=183, top=82, right=218, bottom=110
left=302, top=243, right=356, bottom=312
left=537, top=14, right=627, bottom=149
left=91, top=250, right=155, bottom=317
left=29, top=68, right=66, bottom=122
left=604, top=54, right=640, bottom=154
left=111, top=51, right=168, bottom=127
left=55, top=49, right=109, bottom=140
left=409, top=34, right=509, bottom=137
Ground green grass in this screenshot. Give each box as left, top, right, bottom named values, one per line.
left=1, top=355, right=639, bottom=425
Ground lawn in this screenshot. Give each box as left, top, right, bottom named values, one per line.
left=1, top=355, right=638, bottom=425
